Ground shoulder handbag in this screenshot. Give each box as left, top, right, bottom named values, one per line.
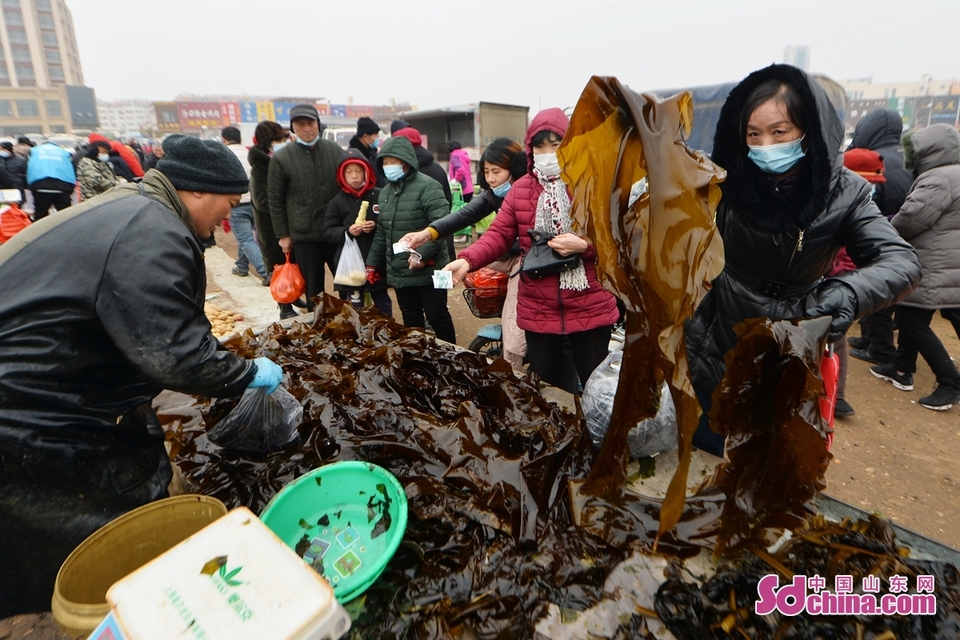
left=520, top=229, right=582, bottom=278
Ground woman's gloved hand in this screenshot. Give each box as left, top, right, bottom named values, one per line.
left=365, top=266, right=381, bottom=285
left=248, top=357, right=283, bottom=394
left=806, top=281, right=858, bottom=343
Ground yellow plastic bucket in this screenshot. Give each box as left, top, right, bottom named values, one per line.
left=51, top=494, right=227, bottom=638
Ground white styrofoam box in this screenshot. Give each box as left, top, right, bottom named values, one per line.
left=106, top=507, right=351, bottom=640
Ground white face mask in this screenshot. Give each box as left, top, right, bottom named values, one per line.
left=272, top=141, right=289, bottom=152
left=533, top=152, right=560, bottom=177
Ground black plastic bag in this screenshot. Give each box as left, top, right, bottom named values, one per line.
left=207, top=387, right=303, bottom=453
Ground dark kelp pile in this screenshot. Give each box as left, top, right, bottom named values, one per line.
left=706, top=316, right=834, bottom=557
left=557, top=76, right=726, bottom=542
left=159, top=296, right=713, bottom=639
left=655, top=514, right=960, bottom=639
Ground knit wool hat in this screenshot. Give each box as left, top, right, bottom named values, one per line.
left=843, top=148, right=886, bottom=183
left=390, top=119, right=411, bottom=135
left=157, top=134, right=249, bottom=194
left=357, top=117, right=380, bottom=136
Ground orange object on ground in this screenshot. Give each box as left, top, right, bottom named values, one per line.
left=0, top=204, right=31, bottom=243
left=270, top=255, right=306, bottom=304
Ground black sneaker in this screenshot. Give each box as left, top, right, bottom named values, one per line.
left=870, top=364, right=914, bottom=391
left=279, top=304, right=298, bottom=320
left=231, top=267, right=249, bottom=277
left=919, top=385, right=960, bottom=411
left=850, top=347, right=888, bottom=365
left=847, top=336, right=870, bottom=350
left=834, top=398, right=855, bottom=417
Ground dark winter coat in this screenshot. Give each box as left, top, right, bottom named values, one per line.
left=0, top=168, right=254, bottom=430
left=0, top=169, right=255, bottom=613
left=849, top=109, right=913, bottom=217
left=367, top=136, right=450, bottom=288
left=248, top=145, right=272, bottom=216
left=414, top=144, right=452, bottom=206
left=432, top=189, right=502, bottom=238
left=248, top=144, right=285, bottom=272
left=108, top=152, right=134, bottom=182
left=143, top=152, right=162, bottom=171
left=348, top=134, right=378, bottom=165
left=684, top=65, right=921, bottom=416
left=891, top=124, right=960, bottom=309
left=321, top=150, right=385, bottom=292
left=0, top=152, right=26, bottom=191
left=267, top=138, right=344, bottom=243
left=458, top=108, right=620, bottom=335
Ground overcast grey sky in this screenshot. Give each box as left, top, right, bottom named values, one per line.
left=73, top=0, right=959, bottom=112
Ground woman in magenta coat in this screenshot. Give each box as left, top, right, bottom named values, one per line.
left=447, top=141, right=474, bottom=203
left=446, top=108, right=620, bottom=394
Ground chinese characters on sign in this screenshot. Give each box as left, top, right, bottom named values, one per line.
left=176, top=101, right=225, bottom=129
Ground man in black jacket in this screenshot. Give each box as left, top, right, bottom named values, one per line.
left=846, top=109, right=914, bottom=365
left=0, top=134, right=283, bottom=617
left=349, top=117, right=381, bottom=164
left=0, top=140, right=26, bottom=201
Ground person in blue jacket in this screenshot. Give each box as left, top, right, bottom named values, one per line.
left=27, top=140, right=76, bottom=220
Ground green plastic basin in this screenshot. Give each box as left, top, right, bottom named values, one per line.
left=260, top=461, right=408, bottom=602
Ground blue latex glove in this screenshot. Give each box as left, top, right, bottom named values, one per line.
left=248, top=357, right=283, bottom=394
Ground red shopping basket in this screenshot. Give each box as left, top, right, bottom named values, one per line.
left=462, top=268, right=508, bottom=319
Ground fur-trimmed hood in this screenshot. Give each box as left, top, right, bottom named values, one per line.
left=711, top=64, right=844, bottom=233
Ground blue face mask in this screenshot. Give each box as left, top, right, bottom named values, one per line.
left=98, top=153, right=110, bottom=162
left=747, top=136, right=805, bottom=174
left=0, top=150, right=10, bottom=158
left=383, top=165, right=405, bottom=182
left=491, top=181, right=511, bottom=197
left=296, top=135, right=319, bottom=147
left=272, top=141, right=288, bottom=153
left=371, top=138, right=380, bottom=149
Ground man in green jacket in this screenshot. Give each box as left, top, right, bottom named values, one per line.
left=268, top=104, right=345, bottom=310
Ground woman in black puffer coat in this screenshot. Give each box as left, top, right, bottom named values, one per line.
left=685, top=64, right=921, bottom=456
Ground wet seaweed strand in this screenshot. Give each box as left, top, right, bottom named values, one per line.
left=558, top=76, right=724, bottom=541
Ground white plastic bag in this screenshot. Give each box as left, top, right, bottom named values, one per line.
left=582, top=350, right=677, bottom=458
left=333, top=232, right=367, bottom=287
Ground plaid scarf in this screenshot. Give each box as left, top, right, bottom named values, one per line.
left=533, top=168, right=588, bottom=291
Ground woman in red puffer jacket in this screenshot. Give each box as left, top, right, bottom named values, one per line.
left=446, top=108, right=620, bottom=394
